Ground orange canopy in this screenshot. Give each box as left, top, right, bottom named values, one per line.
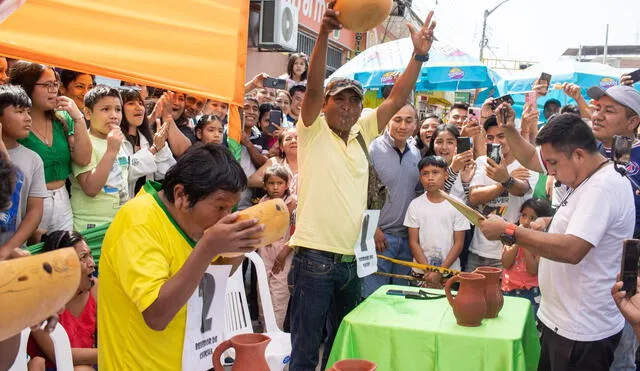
left=0, top=0, right=249, bottom=106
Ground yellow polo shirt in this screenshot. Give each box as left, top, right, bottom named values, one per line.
left=98, top=181, right=197, bottom=370
left=289, top=111, right=378, bottom=255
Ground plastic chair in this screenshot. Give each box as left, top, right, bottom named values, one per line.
left=49, top=324, right=74, bottom=371
left=222, top=252, right=291, bottom=370
left=7, top=324, right=73, bottom=371
left=7, top=328, right=30, bottom=371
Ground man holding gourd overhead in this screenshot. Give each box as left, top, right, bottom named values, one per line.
left=287, top=2, right=437, bottom=369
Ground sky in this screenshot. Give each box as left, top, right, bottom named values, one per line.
left=412, top=0, right=640, bottom=63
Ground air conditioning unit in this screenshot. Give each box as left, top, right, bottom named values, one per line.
left=259, top=0, right=298, bottom=52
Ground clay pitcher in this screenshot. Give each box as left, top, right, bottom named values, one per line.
left=474, top=267, right=504, bottom=318
left=212, top=333, right=270, bottom=371
left=329, top=359, right=377, bottom=371
left=444, top=273, right=487, bottom=327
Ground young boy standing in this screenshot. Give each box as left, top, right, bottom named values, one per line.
left=0, top=84, right=47, bottom=259
left=71, top=85, right=128, bottom=231
left=404, top=156, right=470, bottom=288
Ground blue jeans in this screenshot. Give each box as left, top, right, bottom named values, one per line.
left=610, top=320, right=638, bottom=371
left=288, top=248, right=361, bottom=371
left=362, top=233, right=412, bottom=298
left=503, top=286, right=540, bottom=318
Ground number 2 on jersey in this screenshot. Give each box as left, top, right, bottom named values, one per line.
left=198, top=273, right=215, bottom=333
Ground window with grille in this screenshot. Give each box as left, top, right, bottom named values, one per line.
left=297, top=32, right=344, bottom=77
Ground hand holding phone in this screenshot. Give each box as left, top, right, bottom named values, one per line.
left=268, top=109, right=283, bottom=135
left=490, top=94, right=515, bottom=110
left=264, top=77, right=288, bottom=90
left=457, top=137, right=472, bottom=154
left=535, top=72, right=552, bottom=96
left=621, top=239, right=640, bottom=298
left=487, top=143, right=502, bottom=164
left=623, top=69, right=640, bottom=86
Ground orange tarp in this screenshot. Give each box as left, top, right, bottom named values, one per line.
left=0, top=0, right=249, bottom=106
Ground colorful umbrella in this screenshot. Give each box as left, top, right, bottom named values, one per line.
left=329, top=38, right=499, bottom=91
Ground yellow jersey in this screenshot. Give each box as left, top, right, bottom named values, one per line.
left=98, top=181, right=196, bottom=370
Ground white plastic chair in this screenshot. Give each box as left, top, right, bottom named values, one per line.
left=222, top=252, right=291, bottom=370
left=7, top=328, right=30, bottom=371
left=8, top=324, right=73, bottom=371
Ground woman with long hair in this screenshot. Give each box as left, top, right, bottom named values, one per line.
left=119, top=87, right=175, bottom=196
left=9, top=61, right=92, bottom=231
left=248, top=127, right=298, bottom=196
left=28, top=230, right=97, bottom=370
left=426, top=124, right=475, bottom=202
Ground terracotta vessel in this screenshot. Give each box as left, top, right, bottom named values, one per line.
left=329, top=359, right=377, bottom=371
left=444, top=272, right=487, bottom=327
left=212, top=333, right=270, bottom=371
left=334, top=0, right=393, bottom=32
left=473, top=267, right=504, bottom=318
left=220, top=198, right=290, bottom=257
left=0, top=248, right=80, bottom=341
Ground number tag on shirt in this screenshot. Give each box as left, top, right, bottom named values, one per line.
left=353, top=210, right=379, bottom=278
left=182, top=264, right=230, bottom=371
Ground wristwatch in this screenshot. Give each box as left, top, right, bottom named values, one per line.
left=501, top=176, right=515, bottom=190
left=414, top=53, right=429, bottom=62
left=500, top=223, right=517, bottom=246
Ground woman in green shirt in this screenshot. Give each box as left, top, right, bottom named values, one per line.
left=9, top=61, right=92, bottom=232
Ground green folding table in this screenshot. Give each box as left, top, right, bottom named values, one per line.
left=327, top=285, right=540, bottom=371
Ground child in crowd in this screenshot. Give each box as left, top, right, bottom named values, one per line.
left=70, top=85, right=129, bottom=231
left=404, top=156, right=470, bottom=288
left=427, top=124, right=475, bottom=203
left=119, top=87, right=174, bottom=196
left=28, top=230, right=98, bottom=371
left=257, top=103, right=283, bottom=156
left=0, top=85, right=47, bottom=259
left=257, top=164, right=296, bottom=330
left=195, top=114, right=225, bottom=145
left=502, top=197, right=553, bottom=317
left=202, top=99, right=229, bottom=121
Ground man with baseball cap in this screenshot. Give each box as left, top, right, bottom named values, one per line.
left=287, top=2, right=437, bottom=370
left=587, top=85, right=640, bottom=371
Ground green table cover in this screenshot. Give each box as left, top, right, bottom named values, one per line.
left=327, top=285, right=540, bottom=371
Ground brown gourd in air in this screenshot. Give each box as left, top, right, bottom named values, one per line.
left=218, top=198, right=290, bottom=258
left=334, top=0, right=393, bottom=32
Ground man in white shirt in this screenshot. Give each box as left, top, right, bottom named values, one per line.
left=467, top=116, right=538, bottom=271
left=480, top=110, right=634, bottom=370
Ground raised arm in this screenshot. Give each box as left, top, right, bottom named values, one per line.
left=496, top=102, right=545, bottom=173
left=377, top=12, right=436, bottom=132
left=300, top=2, right=341, bottom=127
left=76, top=125, right=123, bottom=197
left=58, top=96, right=92, bottom=166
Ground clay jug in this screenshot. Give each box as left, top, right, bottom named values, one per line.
left=329, top=359, right=377, bottom=371
left=473, top=267, right=504, bottom=318
left=212, top=333, right=270, bottom=371
left=444, top=272, right=487, bottom=327
left=334, top=0, right=393, bottom=32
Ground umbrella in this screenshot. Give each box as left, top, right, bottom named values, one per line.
left=496, top=60, right=634, bottom=118
left=329, top=38, right=499, bottom=92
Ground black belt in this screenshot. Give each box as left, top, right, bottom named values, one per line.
left=297, top=247, right=356, bottom=263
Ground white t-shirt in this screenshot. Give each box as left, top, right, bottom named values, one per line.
left=537, top=163, right=634, bottom=341
left=469, top=156, right=538, bottom=259
left=403, top=193, right=470, bottom=272
left=450, top=173, right=466, bottom=201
